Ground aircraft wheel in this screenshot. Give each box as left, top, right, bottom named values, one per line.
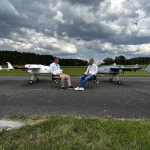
left=29, top=80, right=33, bottom=84
left=118, top=81, right=122, bottom=84
left=36, top=78, right=39, bottom=82
left=109, top=79, right=112, bottom=82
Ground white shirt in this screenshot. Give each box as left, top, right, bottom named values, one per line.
left=50, top=62, right=63, bottom=75
left=84, top=63, right=98, bottom=76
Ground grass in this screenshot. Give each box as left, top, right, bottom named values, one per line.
left=1, top=115, right=150, bottom=149
left=0, top=65, right=150, bottom=76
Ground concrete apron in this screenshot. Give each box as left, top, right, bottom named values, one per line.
left=0, top=119, right=37, bottom=131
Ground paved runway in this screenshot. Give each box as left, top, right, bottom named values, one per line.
left=0, top=76, right=150, bottom=118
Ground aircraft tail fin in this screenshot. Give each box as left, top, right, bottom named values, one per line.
left=0, top=66, right=2, bottom=70
left=145, top=64, right=150, bottom=73
left=133, top=64, right=139, bottom=72
left=134, top=64, right=138, bottom=68
left=6, top=62, right=14, bottom=71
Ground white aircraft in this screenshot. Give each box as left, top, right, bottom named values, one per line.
left=0, top=62, right=51, bottom=84
left=13, top=64, right=51, bottom=84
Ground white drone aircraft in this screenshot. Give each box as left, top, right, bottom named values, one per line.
left=14, top=64, right=51, bottom=84
left=0, top=62, right=51, bottom=84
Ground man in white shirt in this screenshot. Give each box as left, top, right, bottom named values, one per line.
left=50, top=57, right=73, bottom=90
left=75, top=58, right=98, bottom=91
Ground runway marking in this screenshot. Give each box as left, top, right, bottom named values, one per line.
left=123, top=83, right=128, bottom=89
left=117, top=83, right=128, bottom=89
left=0, top=89, right=41, bottom=96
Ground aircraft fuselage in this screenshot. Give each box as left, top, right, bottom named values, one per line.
left=25, top=64, right=50, bottom=75
left=98, top=65, right=124, bottom=75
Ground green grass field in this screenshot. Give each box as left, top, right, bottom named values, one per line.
left=1, top=115, right=150, bottom=149
left=0, top=65, right=150, bottom=77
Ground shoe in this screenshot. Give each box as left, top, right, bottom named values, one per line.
left=61, top=87, right=65, bottom=90
left=79, top=87, right=84, bottom=91
left=68, top=86, right=74, bottom=89
left=74, top=87, right=80, bottom=91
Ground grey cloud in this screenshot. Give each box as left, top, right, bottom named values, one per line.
left=0, top=0, right=56, bottom=39
left=130, top=0, right=150, bottom=15
left=101, top=12, right=123, bottom=22
left=56, top=18, right=117, bottom=41
left=0, top=1, right=34, bottom=39
left=62, top=0, right=104, bottom=6
left=0, top=0, right=139, bottom=43
left=0, top=0, right=150, bottom=58
left=106, top=35, right=150, bottom=45
left=37, top=42, right=61, bottom=51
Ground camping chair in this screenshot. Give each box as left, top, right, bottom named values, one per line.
left=86, top=75, right=98, bottom=89
left=51, top=74, right=66, bottom=88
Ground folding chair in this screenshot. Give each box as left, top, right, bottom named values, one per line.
left=87, top=76, right=98, bottom=89
left=51, top=75, right=60, bottom=88
left=51, top=75, right=66, bottom=88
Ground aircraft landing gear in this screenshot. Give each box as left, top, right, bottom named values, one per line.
left=116, top=75, right=122, bottom=84
left=109, top=75, right=122, bottom=84
left=118, top=81, right=122, bottom=84
left=29, top=74, right=39, bottom=84
left=29, top=75, right=34, bottom=84
left=29, top=80, right=33, bottom=84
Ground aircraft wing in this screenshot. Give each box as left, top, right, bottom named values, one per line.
left=14, top=67, right=29, bottom=69
left=110, top=67, right=142, bottom=71
left=28, top=66, right=41, bottom=69
left=14, top=66, right=41, bottom=69
left=14, top=66, right=41, bottom=72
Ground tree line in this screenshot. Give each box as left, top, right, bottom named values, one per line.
left=102, top=55, right=150, bottom=65
left=0, top=50, right=88, bottom=66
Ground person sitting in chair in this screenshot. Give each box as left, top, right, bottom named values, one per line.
left=50, top=57, right=73, bottom=90
left=74, top=58, right=98, bottom=91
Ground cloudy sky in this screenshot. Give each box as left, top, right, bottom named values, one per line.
left=0, top=0, right=150, bottom=64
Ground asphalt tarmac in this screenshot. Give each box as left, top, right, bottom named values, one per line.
left=0, top=76, right=150, bottom=118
